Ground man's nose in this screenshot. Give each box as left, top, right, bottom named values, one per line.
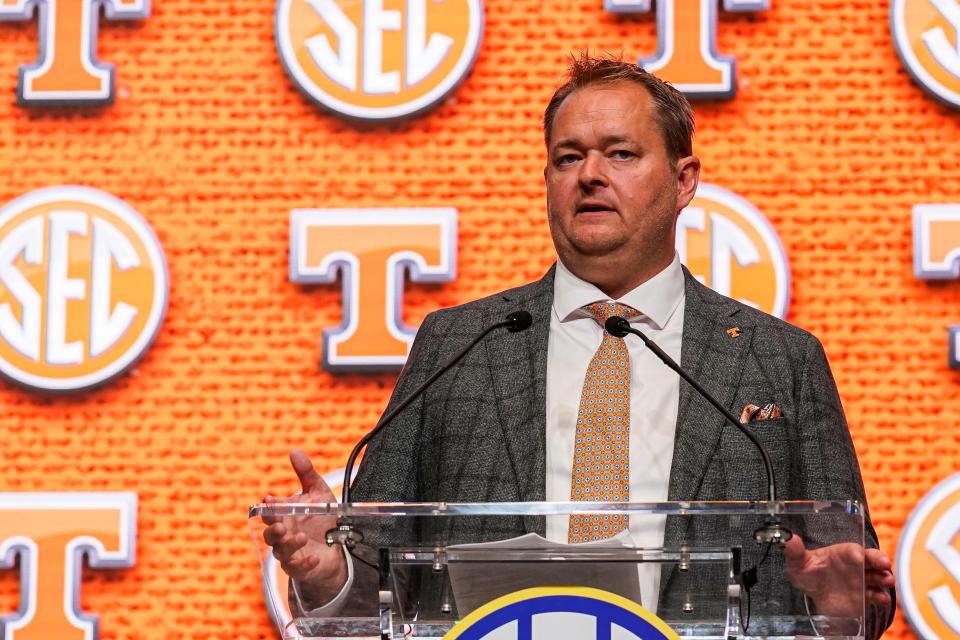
left=578, top=151, right=609, bottom=189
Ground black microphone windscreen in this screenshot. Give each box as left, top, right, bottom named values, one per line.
left=505, top=310, right=533, bottom=332
left=604, top=316, right=630, bottom=337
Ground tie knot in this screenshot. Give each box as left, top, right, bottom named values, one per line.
left=584, top=301, right=638, bottom=325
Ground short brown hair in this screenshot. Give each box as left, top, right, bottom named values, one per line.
left=543, top=54, right=695, bottom=162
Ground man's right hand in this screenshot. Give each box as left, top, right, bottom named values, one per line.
left=262, top=448, right=348, bottom=606
left=784, top=535, right=894, bottom=618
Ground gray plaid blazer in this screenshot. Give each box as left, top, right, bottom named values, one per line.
left=347, top=265, right=894, bottom=638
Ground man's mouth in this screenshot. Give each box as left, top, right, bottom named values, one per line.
left=576, top=202, right=617, bottom=214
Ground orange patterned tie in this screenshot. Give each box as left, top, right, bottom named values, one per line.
left=568, top=301, right=636, bottom=543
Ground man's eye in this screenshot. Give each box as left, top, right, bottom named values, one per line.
left=557, top=154, right=579, bottom=165
left=612, top=150, right=634, bottom=160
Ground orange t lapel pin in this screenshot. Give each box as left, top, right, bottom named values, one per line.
left=726, top=327, right=741, bottom=338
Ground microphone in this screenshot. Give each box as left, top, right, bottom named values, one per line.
left=328, top=310, right=534, bottom=547
left=604, top=315, right=791, bottom=545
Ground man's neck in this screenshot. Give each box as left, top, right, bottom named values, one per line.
left=564, top=253, right=675, bottom=300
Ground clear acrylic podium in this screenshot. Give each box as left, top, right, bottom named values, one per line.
left=249, top=501, right=866, bottom=640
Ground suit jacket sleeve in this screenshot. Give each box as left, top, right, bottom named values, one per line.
left=305, top=311, right=447, bottom=616
left=795, top=335, right=894, bottom=640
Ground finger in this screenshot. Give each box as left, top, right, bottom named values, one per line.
left=273, top=529, right=309, bottom=559
left=261, top=495, right=281, bottom=525
left=263, top=522, right=286, bottom=546
left=864, top=548, right=892, bottom=572
left=783, top=534, right=807, bottom=570
left=866, top=569, right=896, bottom=588
left=842, top=543, right=865, bottom=566
left=287, top=549, right=321, bottom=574
left=866, top=588, right=892, bottom=606
left=274, top=541, right=306, bottom=564
left=290, top=448, right=329, bottom=496
left=276, top=535, right=321, bottom=573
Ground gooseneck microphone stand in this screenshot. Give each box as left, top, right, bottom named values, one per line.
left=326, top=310, right=535, bottom=548
left=604, top=315, right=792, bottom=545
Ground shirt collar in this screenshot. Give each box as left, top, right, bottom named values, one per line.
left=553, top=254, right=685, bottom=330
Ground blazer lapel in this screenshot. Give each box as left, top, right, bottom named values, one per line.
left=475, top=266, right=752, bottom=543
left=482, top=267, right=554, bottom=533
left=660, top=269, right=753, bottom=601
left=667, top=268, right=752, bottom=503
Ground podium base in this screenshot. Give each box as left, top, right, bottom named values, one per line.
left=290, top=614, right=861, bottom=640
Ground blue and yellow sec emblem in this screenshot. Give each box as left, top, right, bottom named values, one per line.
left=445, top=586, right=679, bottom=640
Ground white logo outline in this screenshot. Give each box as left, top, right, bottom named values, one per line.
left=604, top=0, right=770, bottom=98
left=0, top=186, right=168, bottom=391
left=0, top=492, right=138, bottom=640
left=897, top=471, right=960, bottom=640
left=0, top=0, right=150, bottom=105
left=679, top=183, right=791, bottom=319
left=911, top=204, right=960, bottom=367
left=275, top=0, right=484, bottom=120
left=289, top=208, right=457, bottom=371
left=892, top=0, right=960, bottom=108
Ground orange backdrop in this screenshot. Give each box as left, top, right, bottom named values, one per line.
left=0, top=0, right=958, bottom=638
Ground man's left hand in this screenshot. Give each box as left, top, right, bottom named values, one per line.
left=784, top=535, right=895, bottom=618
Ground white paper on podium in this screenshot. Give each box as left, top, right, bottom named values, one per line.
left=446, top=531, right=643, bottom=616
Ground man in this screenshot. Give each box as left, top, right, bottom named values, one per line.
left=265, top=55, right=895, bottom=637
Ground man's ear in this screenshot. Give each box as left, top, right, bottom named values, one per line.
left=675, top=155, right=701, bottom=210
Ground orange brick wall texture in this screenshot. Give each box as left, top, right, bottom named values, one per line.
left=0, top=0, right=957, bottom=638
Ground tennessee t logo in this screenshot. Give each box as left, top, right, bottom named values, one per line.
left=605, top=0, right=769, bottom=98
left=0, top=493, right=137, bottom=640
left=913, top=204, right=960, bottom=368
left=0, top=0, right=150, bottom=105
left=290, top=208, right=457, bottom=371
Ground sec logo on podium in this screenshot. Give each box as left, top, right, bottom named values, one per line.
left=0, top=186, right=168, bottom=392
left=275, top=0, right=484, bottom=120
left=898, top=471, right=960, bottom=640
left=444, top=587, right=679, bottom=640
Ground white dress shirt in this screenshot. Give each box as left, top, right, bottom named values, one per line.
left=546, top=255, right=686, bottom=613
left=310, top=255, right=686, bottom=615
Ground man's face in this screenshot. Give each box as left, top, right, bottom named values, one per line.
left=544, top=82, right=698, bottom=273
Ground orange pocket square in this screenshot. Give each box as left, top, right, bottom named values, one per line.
left=740, top=403, right=784, bottom=424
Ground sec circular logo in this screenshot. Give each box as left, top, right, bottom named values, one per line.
left=444, top=586, right=679, bottom=640
left=275, top=0, right=484, bottom=120
left=676, top=183, right=790, bottom=319
left=898, top=471, right=960, bottom=640
left=892, top=0, right=960, bottom=108
left=0, top=186, right=168, bottom=392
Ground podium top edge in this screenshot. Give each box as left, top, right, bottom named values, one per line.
left=247, top=500, right=862, bottom=518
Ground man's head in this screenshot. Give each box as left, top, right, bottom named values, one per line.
left=543, top=55, right=700, bottom=297
left=544, top=55, right=696, bottom=162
